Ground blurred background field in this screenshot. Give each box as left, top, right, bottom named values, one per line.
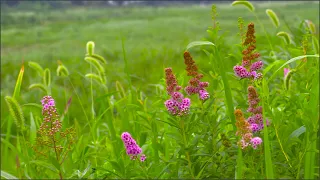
left=1, top=1, right=319, bottom=178
left=1, top=1, right=319, bottom=96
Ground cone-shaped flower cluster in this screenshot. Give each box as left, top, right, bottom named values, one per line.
left=235, top=109, right=262, bottom=149
left=247, top=86, right=270, bottom=133
left=39, top=96, right=62, bottom=136
left=164, top=67, right=191, bottom=116
left=183, top=51, right=210, bottom=101
left=121, top=132, right=146, bottom=162
left=233, top=23, right=263, bottom=80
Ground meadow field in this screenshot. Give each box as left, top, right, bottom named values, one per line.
left=1, top=1, right=319, bottom=179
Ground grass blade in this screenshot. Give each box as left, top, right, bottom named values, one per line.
left=268, top=54, right=319, bottom=83
left=186, top=41, right=215, bottom=51
left=235, top=148, right=243, bottom=179
left=214, top=46, right=236, bottom=130
left=1, top=170, right=18, bottom=179
left=29, top=112, right=36, bottom=145
left=304, top=61, right=319, bottom=179
left=262, top=79, right=274, bottom=178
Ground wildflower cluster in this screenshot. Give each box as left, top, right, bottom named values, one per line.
left=235, top=109, right=262, bottom=149
left=246, top=86, right=270, bottom=132
left=233, top=23, right=263, bottom=80
left=121, top=132, right=146, bottom=162
left=32, top=96, right=75, bottom=179
left=38, top=96, right=62, bottom=136
left=164, top=67, right=191, bottom=116
left=183, top=51, right=210, bottom=101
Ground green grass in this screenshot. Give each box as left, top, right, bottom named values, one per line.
left=1, top=1, right=319, bottom=179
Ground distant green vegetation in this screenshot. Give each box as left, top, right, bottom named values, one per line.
left=1, top=1, right=319, bottom=179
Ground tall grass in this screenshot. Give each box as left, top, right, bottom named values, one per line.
left=1, top=1, right=319, bottom=179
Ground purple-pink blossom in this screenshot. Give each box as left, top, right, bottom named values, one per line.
left=250, top=137, right=262, bottom=149
left=121, top=132, right=146, bottom=162
left=39, top=96, right=62, bottom=136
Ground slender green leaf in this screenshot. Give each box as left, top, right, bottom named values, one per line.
left=235, top=148, right=243, bottom=179
left=29, top=112, right=36, bottom=145
left=289, top=126, right=306, bottom=139
left=186, top=41, right=215, bottom=50
left=312, top=36, right=319, bottom=54
left=262, top=79, right=274, bottom=178
left=1, top=170, right=18, bottom=179
left=268, top=54, right=319, bottom=83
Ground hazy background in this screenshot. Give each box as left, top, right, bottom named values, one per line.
left=1, top=0, right=319, bottom=113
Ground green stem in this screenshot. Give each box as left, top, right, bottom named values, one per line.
left=50, top=117, right=63, bottom=180
left=180, top=118, right=194, bottom=178
left=304, top=132, right=316, bottom=179
left=274, top=124, right=292, bottom=168
left=235, top=148, right=243, bottom=179
left=253, top=13, right=275, bottom=57
left=121, top=37, right=132, bottom=94
left=90, top=65, right=95, bottom=120
left=67, top=77, right=94, bottom=140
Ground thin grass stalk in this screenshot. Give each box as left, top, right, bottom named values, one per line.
left=4, top=117, right=13, bottom=170
left=179, top=117, right=194, bottom=178
left=90, top=64, right=95, bottom=120
left=274, top=124, right=292, bottom=168
left=261, top=79, right=274, bottom=178
left=253, top=13, right=275, bottom=57
left=121, top=37, right=132, bottom=93
left=304, top=61, right=319, bottom=179
left=67, top=77, right=94, bottom=140
left=235, top=148, right=243, bottom=179
left=121, top=37, right=132, bottom=132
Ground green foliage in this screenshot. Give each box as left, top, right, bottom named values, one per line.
left=1, top=2, right=319, bottom=179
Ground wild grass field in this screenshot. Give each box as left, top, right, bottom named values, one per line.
left=1, top=1, right=319, bottom=179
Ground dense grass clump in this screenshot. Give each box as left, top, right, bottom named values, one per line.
left=1, top=1, right=319, bottom=179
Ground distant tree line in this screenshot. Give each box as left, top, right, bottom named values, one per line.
left=1, top=0, right=231, bottom=9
